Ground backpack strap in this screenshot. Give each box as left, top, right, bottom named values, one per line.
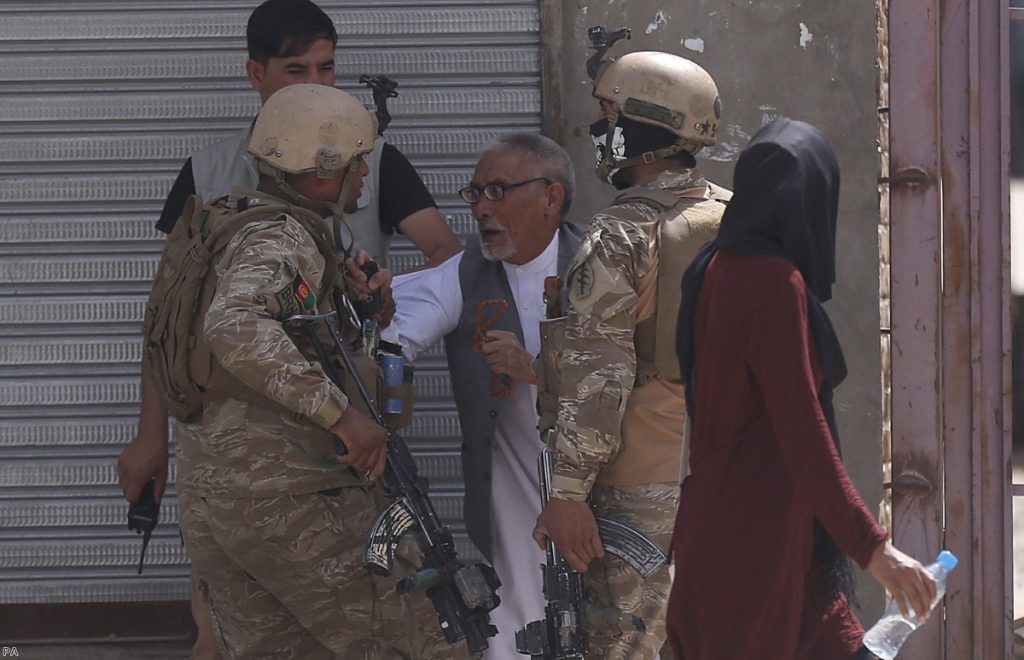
left=142, top=195, right=343, bottom=422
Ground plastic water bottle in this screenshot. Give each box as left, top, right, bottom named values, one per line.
left=862, top=550, right=958, bottom=659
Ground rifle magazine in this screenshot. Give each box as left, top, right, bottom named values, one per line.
left=595, top=517, right=666, bottom=579
left=362, top=497, right=417, bottom=576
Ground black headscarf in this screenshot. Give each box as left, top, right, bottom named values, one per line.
left=676, top=117, right=854, bottom=601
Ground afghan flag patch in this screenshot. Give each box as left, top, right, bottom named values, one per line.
left=275, top=272, right=318, bottom=317
left=294, top=275, right=317, bottom=310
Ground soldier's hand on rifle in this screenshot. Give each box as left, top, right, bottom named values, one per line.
left=533, top=498, right=604, bottom=573
left=344, top=251, right=395, bottom=326
left=330, top=405, right=388, bottom=482
left=480, top=330, right=538, bottom=385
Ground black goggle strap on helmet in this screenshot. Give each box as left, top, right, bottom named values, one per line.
left=594, top=107, right=687, bottom=183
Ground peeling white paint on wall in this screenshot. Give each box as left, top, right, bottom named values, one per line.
left=645, top=10, right=668, bottom=34
left=574, top=5, right=591, bottom=41
left=759, top=104, right=779, bottom=125
left=799, top=22, right=813, bottom=49
left=682, top=37, right=705, bottom=53
left=703, top=124, right=750, bottom=162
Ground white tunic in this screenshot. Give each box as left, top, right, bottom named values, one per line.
left=383, top=236, right=559, bottom=659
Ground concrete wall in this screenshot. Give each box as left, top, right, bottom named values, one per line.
left=545, top=0, right=885, bottom=616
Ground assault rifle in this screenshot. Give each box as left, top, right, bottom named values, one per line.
left=284, top=310, right=500, bottom=657
left=359, top=74, right=399, bottom=135
left=514, top=446, right=665, bottom=659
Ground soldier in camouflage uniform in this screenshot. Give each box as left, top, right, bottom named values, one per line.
left=532, top=52, right=731, bottom=659
left=166, top=84, right=449, bottom=659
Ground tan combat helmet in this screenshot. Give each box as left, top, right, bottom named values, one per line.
left=592, top=51, right=721, bottom=182
left=249, top=83, right=378, bottom=249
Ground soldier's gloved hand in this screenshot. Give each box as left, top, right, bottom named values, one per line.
left=533, top=498, right=604, bottom=572
left=330, top=405, right=388, bottom=482
left=480, top=330, right=538, bottom=385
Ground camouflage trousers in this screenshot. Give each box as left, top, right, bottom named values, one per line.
left=585, top=482, right=678, bottom=660
left=178, top=488, right=456, bottom=659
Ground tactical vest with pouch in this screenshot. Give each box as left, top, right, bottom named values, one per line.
left=627, top=182, right=731, bottom=384
left=142, top=193, right=343, bottom=422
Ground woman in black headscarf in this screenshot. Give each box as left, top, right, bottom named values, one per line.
left=665, top=118, right=935, bottom=659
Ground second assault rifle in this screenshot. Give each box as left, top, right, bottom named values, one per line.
left=359, top=74, right=399, bottom=135
left=514, top=446, right=666, bottom=659
left=516, top=293, right=666, bottom=659
left=284, top=310, right=500, bottom=657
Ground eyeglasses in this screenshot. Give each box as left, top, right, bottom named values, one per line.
left=459, top=177, right=552, bottom=204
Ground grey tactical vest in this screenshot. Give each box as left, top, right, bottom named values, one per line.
left=443, top=222, right=581, bottom=560
left=191, top=127, right=391, bottom=267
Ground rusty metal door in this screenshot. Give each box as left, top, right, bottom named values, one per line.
left=887, top=0, right=1011, bottom=657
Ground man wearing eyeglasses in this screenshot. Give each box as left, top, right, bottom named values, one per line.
left=381, top=132, right=581, bottom=660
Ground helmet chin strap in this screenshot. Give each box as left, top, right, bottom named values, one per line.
left=594, top=107, right=622, bottom=184
left=594, top=107, right=691, bottom=184
left=256, top=159, right=358, bottom=258
left=329, top=162, right=359, bottom=258
left=257, top=159, right=314, bottom=207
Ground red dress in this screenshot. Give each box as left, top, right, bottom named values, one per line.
left=666, top=251, right=887, bottom=660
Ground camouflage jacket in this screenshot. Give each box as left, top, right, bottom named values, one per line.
left=175, top=192, right=355, bottom=497
left=549, top=169, right=722, bottom=500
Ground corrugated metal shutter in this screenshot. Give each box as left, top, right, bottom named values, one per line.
left=0, top=0, right=540, bottom=604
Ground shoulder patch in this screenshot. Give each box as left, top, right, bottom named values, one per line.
left=574, top=260, right=594, bottom=299
left=274, top=272, right=318, bottom=318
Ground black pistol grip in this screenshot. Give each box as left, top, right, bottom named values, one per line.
left=595, top=517, right=666, bottom=579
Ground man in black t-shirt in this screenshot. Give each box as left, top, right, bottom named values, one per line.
left=153, top=4, right=457, bottom=268
left=116, top=2, right=461, bottom=657
left=156, top=141, right=439, bottom=256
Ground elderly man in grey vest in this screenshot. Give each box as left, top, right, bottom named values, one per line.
left=382, top=132, right=581, bottom=660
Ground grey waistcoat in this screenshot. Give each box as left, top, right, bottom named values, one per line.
left=443, top=221, right=581, bottom=560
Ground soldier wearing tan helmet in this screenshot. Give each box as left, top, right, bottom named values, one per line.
left=116, top=3, right=460, bottom=657
left=532, top=43, right=731, bottom=659
left=162, top=84, right=448, bottom=658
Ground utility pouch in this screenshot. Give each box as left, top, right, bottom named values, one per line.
left=378, top=345, right=414, bottom=429
left=339, top=353, right=383, bottom=419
